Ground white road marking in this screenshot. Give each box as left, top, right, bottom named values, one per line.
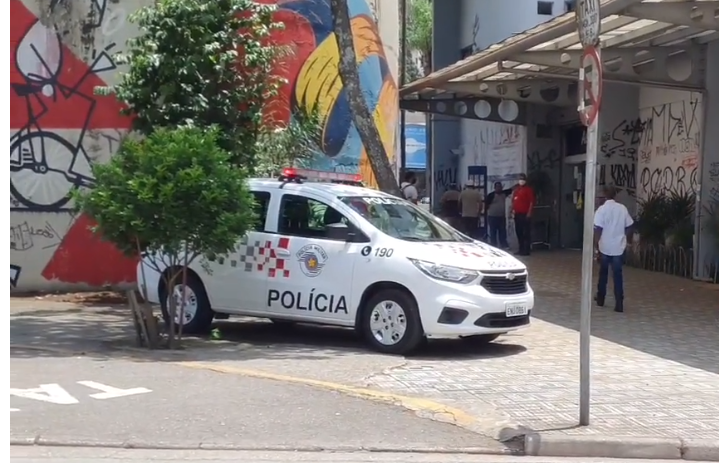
left=76, top=381, right=152, bottom=400
left=10, top=383, right=79, bottom=405
left=10, top=408, right=19, bottom=412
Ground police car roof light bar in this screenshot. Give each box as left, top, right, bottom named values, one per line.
left=278, top=167, right=363, bottom=186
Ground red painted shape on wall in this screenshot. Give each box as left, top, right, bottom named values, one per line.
left=42, top=214, right=138, bottom=286
left=10, top=0, right=130, bottom=130
left=263, top=8, right=316, bottom=125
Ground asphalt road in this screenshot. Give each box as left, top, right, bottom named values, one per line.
left=10, top=355, right=496, bottom=451
left=10, top=447, right=690, bottom=463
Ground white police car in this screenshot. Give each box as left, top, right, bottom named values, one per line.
left=138, top=168, right=534, bottom=355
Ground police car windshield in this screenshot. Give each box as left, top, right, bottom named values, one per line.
left=340, top=196, right=471, bottom=242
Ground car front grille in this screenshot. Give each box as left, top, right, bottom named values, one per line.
left=480, top=274, right=528, bottom=295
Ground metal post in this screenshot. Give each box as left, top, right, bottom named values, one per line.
left=579, top=47, right=600, bottom=426
left=399, top=0, right=407, bottom=172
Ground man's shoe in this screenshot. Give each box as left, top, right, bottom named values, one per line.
left=595, top=294, right=605, bottom=307
left=614, top=299, right=624, bottom=313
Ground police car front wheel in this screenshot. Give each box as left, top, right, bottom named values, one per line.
left=360, top=289, right=424, bottom=355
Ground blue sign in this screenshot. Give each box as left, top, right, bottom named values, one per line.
left=404, top=124, right=427, bottom=170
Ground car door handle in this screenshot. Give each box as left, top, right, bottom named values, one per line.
left=275, top=249, right=290, bottom=257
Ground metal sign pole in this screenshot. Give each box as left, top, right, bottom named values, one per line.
left=579, top=53, right=599, bottom=425
left=575, top=0, right=601, bottom=427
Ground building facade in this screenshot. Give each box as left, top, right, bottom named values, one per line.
left=10, top=0, right=400, bottom=291
left=419, top=0, right=718, bottom=280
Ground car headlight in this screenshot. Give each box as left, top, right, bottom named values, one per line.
left=408, top=258, right=479, bottom=284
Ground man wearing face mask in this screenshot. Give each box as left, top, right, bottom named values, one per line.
left=511, top=173, right=535, bottom=256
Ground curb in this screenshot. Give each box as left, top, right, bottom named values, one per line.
left=524, top=433, right=719, bottom=461
left=10, top=434, right=514, bottom=455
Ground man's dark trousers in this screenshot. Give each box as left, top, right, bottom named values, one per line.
left=462, top=216, right=478, bottom=238
left=487, top=216, right=508, bottom=248
left=597, top=253, right=624, bottom=310
left=514, top=213, right=531, bottom=255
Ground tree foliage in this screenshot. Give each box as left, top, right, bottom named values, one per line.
left=405, top=0, right=432, bottom=77
left=254, top=108, right=323, bottom=178
left=73, top=126, right=256, bottom=267
left=98, top=0, right=284, bottom=170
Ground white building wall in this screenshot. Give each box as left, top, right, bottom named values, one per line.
left=458, top=0, right=568, bottom=52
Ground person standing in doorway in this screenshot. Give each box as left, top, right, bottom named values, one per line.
left=593, top=185, right=633, bottom=313
left=485, top=182, right=512, bottom=249
left=400, top=172, right=419, bottom=204
left=511, top=173, right=535, bottom=256
left=459, top=182, right=483, bottom=238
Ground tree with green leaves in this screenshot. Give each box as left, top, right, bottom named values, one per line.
left=329, top=0, right=401, bottom=196
left=254, top=108, right=323, bottom=178
left=98, top=0, right=284, bottom=171
left=405, top=0, right=432, bottom=77
left=74, top=127, right=256, bottom=347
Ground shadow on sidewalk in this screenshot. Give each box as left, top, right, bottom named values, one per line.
left=10, top=303, right=526, bottom=363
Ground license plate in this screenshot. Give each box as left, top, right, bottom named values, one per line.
left=505, top=303, right=528, bottom=317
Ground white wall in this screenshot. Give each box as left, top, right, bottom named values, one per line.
left=459, top=0, right=567, bottom=52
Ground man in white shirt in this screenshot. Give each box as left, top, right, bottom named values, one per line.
left=400, top=172, right=418, bottom=204
left=593, top=185, right=634, bottom=313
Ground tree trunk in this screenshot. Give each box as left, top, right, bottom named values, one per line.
left=329, top=0, right=401, bottom=196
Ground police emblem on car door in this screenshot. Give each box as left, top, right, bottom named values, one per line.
left=296, top=244, right=328, bottom=277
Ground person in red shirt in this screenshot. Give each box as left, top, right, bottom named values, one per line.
left=511, top=173, right=535, bottom=256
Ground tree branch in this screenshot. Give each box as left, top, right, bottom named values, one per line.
left=329, top=0, right=401, bottom=196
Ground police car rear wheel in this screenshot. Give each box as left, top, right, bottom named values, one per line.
left=361, top=289, right=424, bottom=355
left=159, top=273, right=214, bottom=335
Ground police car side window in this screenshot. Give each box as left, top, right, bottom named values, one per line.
left=278, top=194, right=348, bottom=240
left=250, top=191, right=271, bottom=231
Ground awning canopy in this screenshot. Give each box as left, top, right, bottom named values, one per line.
left=401, top=0, right=718, bottom=108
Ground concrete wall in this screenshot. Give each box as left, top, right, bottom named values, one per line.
left=430, top=0, right=567, bottom=206
left=429, top=0, right=462, bottom=205
left=458, top=0, right=567, bottom=53
left=10, top=0, right=399, bottom=291
left=698, top=40, right=719, bottom=279
left=598, top=83, right=641, bottom=213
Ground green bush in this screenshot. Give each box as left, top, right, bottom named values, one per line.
left=73, top=126, right=256, bottom=273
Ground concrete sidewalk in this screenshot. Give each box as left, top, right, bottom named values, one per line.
left=10, top=446, right=694, bottom=463
left=365, top=252, right=719, bottom=460
left=10, top=355, right=504, bottom=453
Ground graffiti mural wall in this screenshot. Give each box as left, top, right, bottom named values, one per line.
left=10, top=0, right=140, bottom=291
left=637, top=91, right=702, bottom=202
left=10, top=0, right=399, bottom=291
left=261, top=0, right=399, bottom=186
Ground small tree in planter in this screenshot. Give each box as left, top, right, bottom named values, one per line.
left=73, top=127, right=256, bottom=348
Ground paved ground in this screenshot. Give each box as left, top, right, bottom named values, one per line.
left=11, top=251, right=719, bottom=446
left=10, top=446, right=689, bottom=463
left=10, top=354, right=496, bottom=451
left=366, top=251, right=719, bottom=439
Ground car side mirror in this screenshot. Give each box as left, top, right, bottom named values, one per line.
left=326, top=222, right=353, bottom=241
